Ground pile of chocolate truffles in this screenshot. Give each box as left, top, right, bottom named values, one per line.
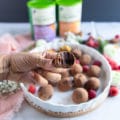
left=37, top=45, right=102, bottom=104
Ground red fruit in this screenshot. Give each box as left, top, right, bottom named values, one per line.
left=86, top=36, right=99, bottom=48
left=93, top=41, right=99, bottom=48
left=28, top=84, right=36, bottom=94
left=118, top=65, right=120, bottom=70
left=86, top=39, right=95, bottom=47
left=115, top=34, right=120, bottom=39
left=93, top=60, right=102, bottom=67
left=83, top=65, right=89, bottom=73
left=88, top=90, right=97, bottom=99
left=109, top=86, right=119, bottom=97
left=104, top=55, right=119, bottom=70
left=109, top=61, right=118, bottom=70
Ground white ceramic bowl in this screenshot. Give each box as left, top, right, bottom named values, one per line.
left=20, top=42, right=112, bottom=117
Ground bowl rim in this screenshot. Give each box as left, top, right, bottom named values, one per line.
left=20, top=42, right=112, bottom=108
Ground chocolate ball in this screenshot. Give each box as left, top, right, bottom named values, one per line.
left=79, top=54, right=92, bottom=65
left=61, top=69, right=70, bottom=78
left=74, top=73, right=87, bottom=87
left=88, top=65, right=101, bottom=77
left=72, top=88, right=88, bottom=104
left=58, top=77, right=73, bottom=92
left=38, top=84, right=54, bottom=100
left=84, top=77, right=100, bottom=91
left=52, top=51, right=75, bottom=68
left=72, top=48, right=82, bottom=59
left=70, top=64, right=83, bottom=75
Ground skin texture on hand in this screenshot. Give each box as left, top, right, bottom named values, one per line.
left=9, top=52, right=57, bottom=73
left=0, top=52, right=57, bottom=83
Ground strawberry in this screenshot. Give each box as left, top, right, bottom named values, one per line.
left=93, top=60, right=102, bottom=67
left=83, top=65, right=89, bottom=73
left=109, top=86, right=119, bottom=97
left=88, top=90, right=97, bottom=99
left=28, top=84, right=36, bottom=94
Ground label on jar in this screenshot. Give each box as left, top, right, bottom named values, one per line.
left=31, top=6, right=55, bottom=25
left=59, top=3, right=82, bottom=22
left=33, top=24, right=56, bottom=42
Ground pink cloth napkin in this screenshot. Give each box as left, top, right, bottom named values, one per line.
left=0, top=33, right=34, bottom=53
left=0, top=90, right=24, bottom=120
left=0, top=33, right=34, bottom=120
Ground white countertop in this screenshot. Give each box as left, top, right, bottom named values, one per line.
left=0, top=22, right=120, bottom=120
left=14, top=95, right=120, bottom=120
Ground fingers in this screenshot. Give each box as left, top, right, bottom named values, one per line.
left=37, top=57, right=54, bottom=68
left=34, top=72, right=48, bottom=87
left=26, top=52, right=57, bottom=71
left=9, top=52, right=58, bottom=73
left=10, top=53, right=37, bottom=72
left=7, top=69, right=48, bottom=86
left=9, top=53, right=53, bottom=72
left=36, top=70, right=62, bottom=86
left=7, top=70, right=35, bottom=84
left=43, top=51, right=57, bottom=59
left=20, top=72, right=36, bottom=84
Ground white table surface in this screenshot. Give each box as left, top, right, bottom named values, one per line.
left=0, top=22, right=120, bottom=120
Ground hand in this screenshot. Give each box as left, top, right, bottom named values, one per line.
left=0, top=51, right=74, bottom=85
left=1, top=52, right=57, bottom=84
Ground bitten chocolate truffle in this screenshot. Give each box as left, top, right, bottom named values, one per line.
left=52, top=51, right=75, bottom=68
left=84, top=77, right=100, bottom=91
left=79, top=54, right=92, bottom=65
left=88, top=65, right=101, bottom=77
left=72, top=48, right=82, bottom=59
left=70, top=64, right=83, bottom=75
left=72, top=88, right=88, bottom=104
left=74, top=73, right=87, bottom=87
left=58, top=77, right=73, bottom=92
left=38, top=84, right=54, bottom=100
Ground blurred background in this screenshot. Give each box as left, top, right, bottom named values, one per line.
left=0, top=0, right=120, bottom=22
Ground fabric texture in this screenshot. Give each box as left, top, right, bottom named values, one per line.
left=0, top=33, right=34, bottom=120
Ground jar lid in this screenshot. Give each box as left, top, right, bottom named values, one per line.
left=27, top=0, right=55, bottom=9
left=57, top=0, right=82, bottom=6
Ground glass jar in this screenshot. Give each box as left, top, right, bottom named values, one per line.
left=27, top=0, right=56, bottom=42
left=57, top=0, right=83, bottom=37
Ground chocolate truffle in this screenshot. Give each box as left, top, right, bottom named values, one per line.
left=61, top=69, right=70, bottom=78
left=79, top=54, right=92, bottom=65
left=72, top=48, right=82, bottom=59
left=72, top=88, right=88, bottom=104
left=38, top=84, right=54, bottom=100
left=52, top=51, right=75, bottom=68
left=70, top=64, right=83, bottom=75
left=74, top=73, right=87, bottom=87
left=58, top=77, right=73, bottom=92
left=84, top=77, right=100, bottom=91
left=88, top=65, right=101, bottom=77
